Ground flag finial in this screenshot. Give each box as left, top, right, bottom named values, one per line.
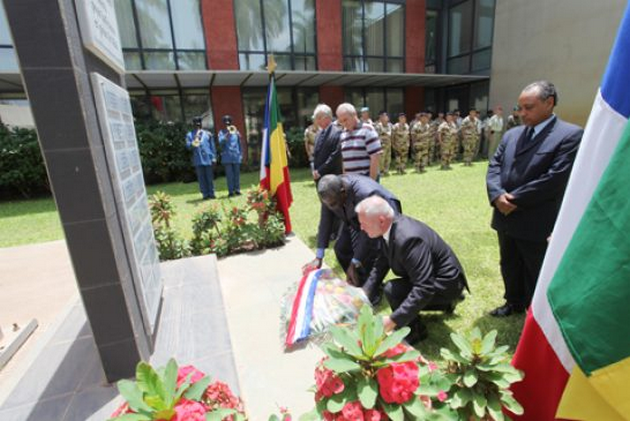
left=267, top=54, right=277, bottom=74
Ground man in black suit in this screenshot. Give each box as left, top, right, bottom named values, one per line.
left=311, top=104, right=343, bottom=182
left=302, top=174, right=401, bottom=294
left=487, top=81, right=583, bottom=317
left=357, top=196, right=468, bottom=343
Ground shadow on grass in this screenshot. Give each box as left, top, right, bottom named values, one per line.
left=472, top=313, right=526, bottom=353
left=413, top=313, right=457, bottom=361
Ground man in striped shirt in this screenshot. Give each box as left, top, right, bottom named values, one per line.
left=336, top=103, right=382, bottom=180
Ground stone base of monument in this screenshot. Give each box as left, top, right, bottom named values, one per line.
left=0, top=255, right=237, bottom=421
left=0, top=320, right=38, bottom=371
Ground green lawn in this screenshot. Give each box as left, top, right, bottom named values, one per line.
left=0, top=163, right=525, bottom=360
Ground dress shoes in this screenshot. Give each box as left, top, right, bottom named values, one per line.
left=490, top=303, right=525, bottom=317
left=404, top=321, right=428, bottom=344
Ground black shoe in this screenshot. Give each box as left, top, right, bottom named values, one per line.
left=235, top=191, right=242, bottom=196
left=405, top=322, right=428, bottom=345
left=490, top=303, right=525, bottom=317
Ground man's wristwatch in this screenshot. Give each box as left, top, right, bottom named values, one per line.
left=351, top=259, right=362, bottom=269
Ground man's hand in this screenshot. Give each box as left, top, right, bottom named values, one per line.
left=302, top=258, right=322, bottom=275
left=312, top=170, right=320, bottom=181
left=494, top=193, right=517, bottom=215
left=346, top=263, right=360, bottom=286
left=382, top=316, right=396, bottom=333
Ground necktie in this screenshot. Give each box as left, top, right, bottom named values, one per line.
left=516, top=127, right=534, bottom=154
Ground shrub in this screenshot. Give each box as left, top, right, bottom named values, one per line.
left=149, top=191, right=190, bottom=260
left=135, top=120, right=197, bottom=184
left=285, top=126, right=310, bottom=169
left=0, top=123, right=49, bottom=198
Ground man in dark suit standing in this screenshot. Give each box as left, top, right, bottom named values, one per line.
left=311, top=104, right=342, bottom=182
left=357, top=196, right=468, bottom=343
left=487, top=81, right=583, bottom=317
left=302, top=174, right=401, bottom=294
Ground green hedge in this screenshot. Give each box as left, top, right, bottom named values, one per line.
left=0, top=120, right=310, bottom=200
left=0, top=123, right=49, bottom=199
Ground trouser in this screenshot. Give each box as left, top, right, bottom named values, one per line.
left=380, top=140, right=392, bottom=174
left=488, top=131, right=502, bottom=160
left=497, top=231, right=548, bottom=309
left=195, top=165, right=214, bottom=199
left=333, top=224, right=380, bottom=287
left=462, top=138, right=476, bottom=165
left=384, top=276, right=465, bottom=330
left=224, top=163, right=241, bottom=195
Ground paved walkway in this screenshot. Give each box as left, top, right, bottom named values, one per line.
left=0, top=236, right=322, bottom=420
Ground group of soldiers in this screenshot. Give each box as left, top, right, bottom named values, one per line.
left=303, top=105, right=523, bottom=175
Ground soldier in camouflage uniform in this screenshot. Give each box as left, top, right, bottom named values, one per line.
left=459, top=108, right=480, bottom=166
left=303, top=121, right=320, bottom=168
left=438, top=112, right=458, bottom=170
left=430, top=112, right=444, bottom=165
left=375, top=111, right=393, bottom=176
left=392, top=113, right=410, bottom=174
left=506, top=106, right=521, bottom=130
left=410, top=112, right=432, bottom=173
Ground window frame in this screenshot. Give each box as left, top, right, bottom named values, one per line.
left=120, top=0, right=208, bottom=71
left=233, top=0, right=318, bottom=71
left=342, top=0, right=406, bottom=73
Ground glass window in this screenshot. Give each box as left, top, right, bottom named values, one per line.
left=115, top=0, right=207, bottom=70
left=264, top=0, right=291, bottom=53
left=343, top=0, right=363, bottom=56
left=135, top=0, right=173, bottom=49
left=364, top=1, right=384, bottom=57
left=386, top=88, right=404, bottom=116
left=425, top=10, right=438, bottom=65
left=239, top=53, right=267, bottom=70
left=0, top=4, right=12, bottom=45
left=291, top=0, right=316, bottom=54
left=447, top=55, right=469, bottom=74
left=385, top=3, right=404, bottom=57
left=144, top=52, right=176, bottom=70
left=474, top=0, right=494, bottom=50
left=471, top=48, right=491, bottom=71
left=344, top=88, right=365, bottom=109
left=123, top=52, right=143, bottom=70
left=448, top=0, right=473, bottom=57
left=171, top=0, right=205, bottom=49
left=365, top=89, right=385, bottom=117
left=115, top=0, right=138, bottom=48
left=182, top=93, right=212, bottom=127
left=296, top=88, right=319, bottom=125
left=235, top=0, right=264, bottom=51
left=470, top=81, right=489, bottom=112
left=343, top=0, right=405, bottom=73
left=235, top=0, right=316, bottom=70
left=387, top=58, right=403, bottom=73
left=151, top=94, right=182, bottom=122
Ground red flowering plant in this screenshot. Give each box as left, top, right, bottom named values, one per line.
left=300, top=306, right=456, bottom=421
left=108, top=359, right=246, bottom=421
left=246, top=187, right=276, bottom=224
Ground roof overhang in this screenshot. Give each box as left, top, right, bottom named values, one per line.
left=124, top=70, right=489, bottom=91
left=0, top=70, right=489, bottom=96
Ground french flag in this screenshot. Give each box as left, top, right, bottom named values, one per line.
left=285, top=269, right=324, bottom=348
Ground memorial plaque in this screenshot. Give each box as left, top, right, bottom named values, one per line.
left=76, top=0, right=125, bottom=73
left=91, top=73, right=162, bottom=334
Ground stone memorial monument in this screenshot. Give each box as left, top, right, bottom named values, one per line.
left=3, top=0, right=162, bottom=381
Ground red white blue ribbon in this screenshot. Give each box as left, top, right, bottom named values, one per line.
left=285, top=269, right=323, bottom=347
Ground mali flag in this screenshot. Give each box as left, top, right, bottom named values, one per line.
left=260, top=73, right=293, bottom=234
left=511, top=6, right=630, bottom=420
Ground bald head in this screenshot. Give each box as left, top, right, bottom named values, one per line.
left=355, top=196, right=394, bottom=238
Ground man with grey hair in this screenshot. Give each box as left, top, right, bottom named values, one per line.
left=487, top=80, right=583, bottom=317
left=302, top=174, right=401, bottom=294
left=357, top=195, right=468, bottom=343
left=336, top=103, right=382, bottom=180
left=311, top=103, right=342, bottom=182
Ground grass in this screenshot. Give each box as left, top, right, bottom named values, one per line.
left=0, top=163, right=525, bottom=360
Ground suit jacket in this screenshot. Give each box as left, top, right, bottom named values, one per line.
left=316, top=174, right=401, bottom=264
left=186, top=129, right=216, bottom=167
left=486, top=116, right=583, bottom=241
left=365, top=215, right=467, bottom=327
left=313, top=123, right=342, bottom=176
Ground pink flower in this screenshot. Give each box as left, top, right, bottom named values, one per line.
left=314, top=359, right=345, bottom=399
left=111, top=402, right=130, bottom=417
left=364, top=409, right=388, bottom=421
left=341, top=401, right=364, bottom=421
left=172, top=399, right=207, bottom=421
left=177, top=366, right=205, bottom=387
left=383, top=343, right=411, bottom=358
left=428, top=362, right=438, bottom=372
left=376, top=361, right=420, bottom=404
left=437, top=390, right=448, bottom=402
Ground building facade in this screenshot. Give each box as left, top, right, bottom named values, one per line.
left=1, top=0, right=495, bottom=158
